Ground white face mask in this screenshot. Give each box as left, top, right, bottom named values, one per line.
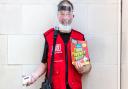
left=58, top=23, right=72, bottom=32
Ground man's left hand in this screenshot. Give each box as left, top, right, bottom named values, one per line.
left=74, top=63, right=92, bottom=74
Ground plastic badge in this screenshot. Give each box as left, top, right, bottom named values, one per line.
left=22, top=75, right=31, bottom=86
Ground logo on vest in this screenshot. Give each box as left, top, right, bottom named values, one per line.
left=55, top=44, right=62, bottom=53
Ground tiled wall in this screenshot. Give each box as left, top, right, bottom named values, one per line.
left=0, top=0, right=120, bottom=89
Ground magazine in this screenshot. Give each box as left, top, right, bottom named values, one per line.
left=71, top=38, right=90, bottom=67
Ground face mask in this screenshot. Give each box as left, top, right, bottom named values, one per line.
left=59, top=23, right=71, bottom=32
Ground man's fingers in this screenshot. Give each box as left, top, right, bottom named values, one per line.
left=22, top=75, right=34, bottom=87
left=74, top=62, right=87, bottom=73
left=76, top=62, right=82, bottom=69
left=26, top=79, right=32, bottom=86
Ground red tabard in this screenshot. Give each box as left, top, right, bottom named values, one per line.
left=44, top=28, right=85, bottom=89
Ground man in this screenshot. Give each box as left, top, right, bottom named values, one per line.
left=23, top=0, right=91, bottom=89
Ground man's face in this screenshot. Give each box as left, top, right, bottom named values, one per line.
left=57, top=10, right=74, bottom=26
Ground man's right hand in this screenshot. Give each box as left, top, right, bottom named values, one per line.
left=22, top=63, right=47, bottom=86
left=22, top=74, right=36, bottom=86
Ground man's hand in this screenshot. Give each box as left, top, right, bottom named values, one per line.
left=22, top=63, right=47, bottom=86
left=22, top=73, right=38, bottom=86
left=74, top=63, right=92, bottom=74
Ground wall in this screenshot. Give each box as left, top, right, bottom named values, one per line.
left=0, top=0, right=120, bottom=89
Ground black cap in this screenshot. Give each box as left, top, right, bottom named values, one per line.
left=58, top=0, right=74, bottom=11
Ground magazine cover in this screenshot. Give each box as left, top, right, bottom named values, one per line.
left=71, top=38, right=90, bottom=67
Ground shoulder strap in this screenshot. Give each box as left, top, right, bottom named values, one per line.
left=48, top=27, right=59, bottom=83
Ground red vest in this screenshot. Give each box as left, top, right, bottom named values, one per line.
left=44, top=28, right=85, bottom=89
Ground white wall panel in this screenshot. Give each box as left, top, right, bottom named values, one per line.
left=8, top=35, right=44, bottom=64
left=82, top=64, right=118, bottom=89
left=0, top=35, right=8, bottom=64
left=0, top=4, right=22, bottom=34
left=86, top=33, right=118, bottom=65
left=87, top=4, right=119, bottom=34
left=0, top=65, right=22, bottom=89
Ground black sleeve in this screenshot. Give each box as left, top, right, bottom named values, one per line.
left=41, top=40, right=48, bottom=63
